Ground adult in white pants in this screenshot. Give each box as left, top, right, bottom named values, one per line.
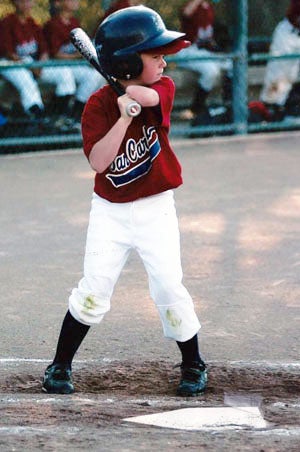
left=260, top=1, right=300, bottom=117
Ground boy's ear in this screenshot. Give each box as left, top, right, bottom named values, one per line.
left=109, top=53, right=143, bottom=80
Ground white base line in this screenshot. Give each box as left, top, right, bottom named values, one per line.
left=0, top=425, right=299, bottom=437
left=0, top=396, right=114, bottom=404
left=0, top=426, right=81, bottom=435
left=0, top=358, right=299, bottom=368
left=227, top=360, right=300, bottom=369
left=0, top=358, right=114, bottom=364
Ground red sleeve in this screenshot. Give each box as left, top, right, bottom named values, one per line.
left=287, top=0, right=300, bottom=27
left=0, top=21, right=4, bottom=56
left=31, top=19, right=48, bottom=55
left=0, top=15, right=15, bottom=57
left=151, top=76, right=175, bottom=128
left=44, top=19, right=60, bottom=56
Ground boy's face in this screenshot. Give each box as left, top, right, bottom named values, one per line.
left=138, top=53, right=167, bottom=85
left=13, top=0, right=33, bottom=15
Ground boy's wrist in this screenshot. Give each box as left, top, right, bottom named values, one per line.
left=117, top=115, right=133, bottom=127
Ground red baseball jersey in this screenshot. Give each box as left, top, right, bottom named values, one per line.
left=43, top=15, right=80, bottom=57
left=0, top=13, right=47, bottom=58
left=82, top=76, right=183, bottom=203
left=287, top=0, right=300, bottom=28
left=179, top=0, right=215, bottom=43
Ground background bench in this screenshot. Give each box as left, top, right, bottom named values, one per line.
left=0, top=63, right=271, bottom=116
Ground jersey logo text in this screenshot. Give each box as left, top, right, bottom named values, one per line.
left=106, top=126, right=161, bottom=188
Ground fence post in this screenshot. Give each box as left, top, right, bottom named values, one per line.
left=232, top=0, right=248, bottom=135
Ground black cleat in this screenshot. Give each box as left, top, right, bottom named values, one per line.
left=42, top=363, right=74, bottom=394
left=176, top=360, right=207, bottom=397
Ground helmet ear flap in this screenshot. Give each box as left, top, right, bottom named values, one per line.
left=97, top=49, right=143, bottom=80
left=110, top=53, right=143, bottom=79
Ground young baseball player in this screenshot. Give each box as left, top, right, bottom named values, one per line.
left=44, top=0, right=105, bottom=124
left=0, top=0, right=74, bottom=120
left=42, top=6, right=207, bottom=397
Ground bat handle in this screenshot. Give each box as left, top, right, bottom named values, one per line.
left=126, top=101, right=142, bottom=117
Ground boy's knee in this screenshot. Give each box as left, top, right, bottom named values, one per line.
left=69, top=289, right=111, bottom=325
left=157, top=302, right=201, bottom=342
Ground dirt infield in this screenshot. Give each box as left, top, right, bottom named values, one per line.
left=0, top=360, right=300, bottom=450
left=1, top=132, right=300, bottom=450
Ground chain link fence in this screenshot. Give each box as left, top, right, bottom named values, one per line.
left=1, top=0, right=300, bottom=151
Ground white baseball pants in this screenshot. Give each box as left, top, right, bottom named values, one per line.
left=260, top=18, right=300, bottom=106
left=177, top=44, right=232, bottom=92
left=1, top=58, right=75, bottom=112
left=64, top=65, right=105, bottom=104
left=1, top=59, right=105, bottom=112
left=69, top=190, right=201, bottom=342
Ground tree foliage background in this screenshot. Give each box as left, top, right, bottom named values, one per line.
left=0, top=0, right=291, bottom=37
left=0, top=0, right=190, bottom=30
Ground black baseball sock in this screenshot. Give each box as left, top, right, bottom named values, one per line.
left=52, top=310, right=90, bottom=369
left=71, top=99, right=85, bottom=121
left=191, top=86, right=209, bottom=114
left=176, top=334, right=203, bottom=367
left=50, top=94, right=72, bottom=116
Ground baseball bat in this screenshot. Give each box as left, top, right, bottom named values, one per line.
left=70, top=28, right=141, bottom=117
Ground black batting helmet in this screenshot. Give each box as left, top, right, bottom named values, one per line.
left=95, top=5, right=189, bottom=79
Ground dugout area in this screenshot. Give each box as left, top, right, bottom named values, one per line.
left=2, top=0, right=300, bottom=151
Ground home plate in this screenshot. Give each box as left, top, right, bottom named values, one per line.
left=123, top=407, right=267, bottom=431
